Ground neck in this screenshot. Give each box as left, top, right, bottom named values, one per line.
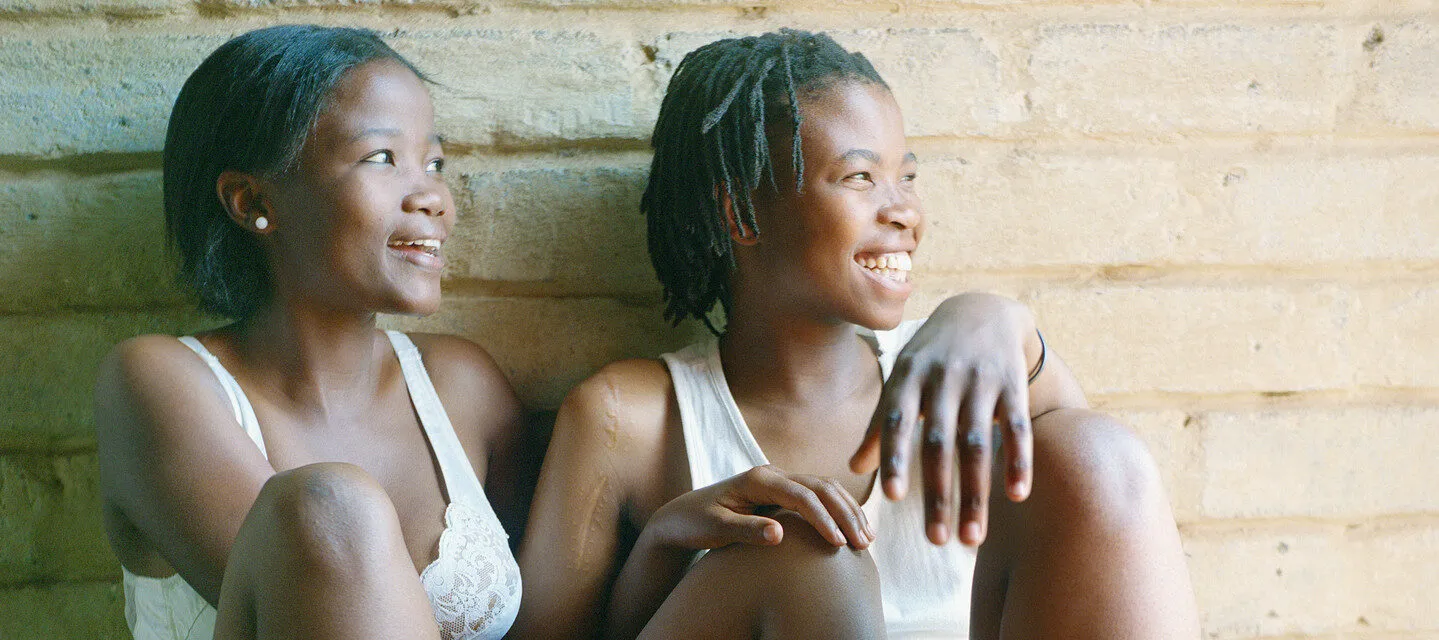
left=231, top=295, right=385, bottom=414
left=718, top=303, right=875, bottom=404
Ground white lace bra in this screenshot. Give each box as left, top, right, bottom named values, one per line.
left=121, top=331, right=522, bottom=640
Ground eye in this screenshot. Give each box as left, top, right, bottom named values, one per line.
left=361, top=150, right=394, bottom=165
left=426, top=157, right=445, bottom=173
left=843, top=172, right=873, bottom=188
left=901, top=171, right=918, bottom=183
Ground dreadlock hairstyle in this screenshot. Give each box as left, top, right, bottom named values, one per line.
left=642, top=29, right=889, bottom=335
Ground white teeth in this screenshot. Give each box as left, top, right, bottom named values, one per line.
left=855, top=251, right=912, bottom=275
left=389, top=239, right=442, bottom=249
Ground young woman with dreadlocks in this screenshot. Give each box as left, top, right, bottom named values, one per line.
left=517, top=29, right=1199, bottom=639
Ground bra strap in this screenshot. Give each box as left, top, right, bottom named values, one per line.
left=384, top=331, right=486, bottom=507
left=176, top=336, right=267, bottom=459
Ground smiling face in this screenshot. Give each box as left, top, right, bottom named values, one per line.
left=734, top=80, right=923, bottom=331
left=262, top=59, right=453, bottom=317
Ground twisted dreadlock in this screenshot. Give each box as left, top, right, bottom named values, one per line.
left=642, top=29, right=889, bottom=335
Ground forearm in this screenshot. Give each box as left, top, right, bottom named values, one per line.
left=602, top=525, right=696, bottom=640
left=1024, top=331, right=1089, bottom=417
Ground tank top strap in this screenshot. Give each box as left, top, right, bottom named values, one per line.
left=661, top=339, right=769, bottom=492
left=176, top=336, right=267, bottom=459
left=383, top=331, right=486, bottom=507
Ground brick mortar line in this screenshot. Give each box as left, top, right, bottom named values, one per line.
left=1, top=259, right=1435, bottom=315
left=1091, top=387, right=1439, bottom=412
left=1177, top=512, right=1439, bottom=533
left=1243, top=632, right=1439, bottom=640
left=1, top=2, right=1434, bottom=24
left=0, top=577, right=118, bottom=591
left=922, top=262, right=1439, bottom=285
left=19, top=131, right=1439, bottom=176
left=4, top=388, right=1439, bottom=455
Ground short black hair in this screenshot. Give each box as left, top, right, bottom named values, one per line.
left=641, top=29, right=889, bottom=334
left=163, top=24, right=427, bottom=319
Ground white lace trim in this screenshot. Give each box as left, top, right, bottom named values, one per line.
left=419, top=501, right=522, bottom=640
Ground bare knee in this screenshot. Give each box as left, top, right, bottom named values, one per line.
left=1027, top=409, right=1170, bottom=532
left=247, top=462, right=402, bottom=569
left=696, top=512, right=884, bottom=638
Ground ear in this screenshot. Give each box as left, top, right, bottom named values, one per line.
left=716, top=185, right=759, bottom=246
left=216, top=171, right=274, bottom=235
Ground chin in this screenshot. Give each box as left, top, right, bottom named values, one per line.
left=383, top=287, right=443, bottom=317
left=852, top=303, right=907, bottom=332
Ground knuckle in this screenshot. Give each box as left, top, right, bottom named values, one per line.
left=1007, top=414, right=1031, bottom=434
left=962, top=429, right=988, bottom=457
left=923, top=424, right=947, bottom=447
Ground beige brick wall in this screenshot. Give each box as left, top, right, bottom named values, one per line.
left=0, top=1, right=1434, bottom=638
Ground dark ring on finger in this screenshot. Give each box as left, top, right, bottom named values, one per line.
left=884, top=409, right=903, bottom=431
left=963, top=429, right=986, bottom=454
left=924, top=424, right=945, bottom=445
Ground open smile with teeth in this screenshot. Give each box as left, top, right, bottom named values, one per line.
left=388, top=238, right=442, bottom=258
left=855, top=251, right=912, bottom=284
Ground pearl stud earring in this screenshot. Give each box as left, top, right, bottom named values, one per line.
left=254, top=216, right=269, bottom=230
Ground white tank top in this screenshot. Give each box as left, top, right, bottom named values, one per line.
left=661, top=320, right=976, bottom=639
left=121, top=331, right=521, bottom=640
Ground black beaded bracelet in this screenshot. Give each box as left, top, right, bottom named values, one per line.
left=1026, top=329, right=1046, bottom=385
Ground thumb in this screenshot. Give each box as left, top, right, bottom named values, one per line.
left=716, top=511, right=784, bottom=547
left=850, top=424, right=881, bottom=474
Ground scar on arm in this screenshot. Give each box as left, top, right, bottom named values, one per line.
left=571, top=474, right=611, bottom=571
left=602, top=378, right=620, bottom=450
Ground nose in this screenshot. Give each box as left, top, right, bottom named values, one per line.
left=877, top=186, right=920, bottom=230
left=402, top=176, right=448, bottom=217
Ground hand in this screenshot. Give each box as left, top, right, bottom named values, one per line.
left=645, top=465, right=875, bottom=552
left=849, top=292, right=1039, bottom=547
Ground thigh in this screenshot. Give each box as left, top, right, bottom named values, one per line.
left=640, top=511, right=887, bottom=640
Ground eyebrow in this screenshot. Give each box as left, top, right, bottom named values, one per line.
left=348, top=127, right=401, bottom=143
left=347, top=128, right=444, bottom=146
left=837, top=149, right=920, bottom=164
left=838, top=149, right=881, bottom=164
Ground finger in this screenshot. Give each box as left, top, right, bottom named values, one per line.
left=919, top=371, right=961, bottom=545
left=873, top=357, right=925, bottom=501
left=996, top=377, right=1034, bottom=502
left=795, top=475, right=872, bottom=548
left=713, top=509, right=784, bottom=547
left=957, top=383, right=999, bottom=547
left=846, top=353, right=915, bottom=474
left=753, top=471, right=846, bottom=547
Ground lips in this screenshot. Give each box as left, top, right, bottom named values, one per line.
left=388, top=237, right=444, bottom=270
left=854, top=251, right=912, bottom=284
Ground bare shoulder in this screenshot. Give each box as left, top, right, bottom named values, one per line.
left=559, top=358, right=674, bottom=442
left=550, top=358, right=676, bottom=485
left=404, top=332, right=523, bottom=447
left=95, top=334, right=229, bottom=433
left=404, top=331, right=509, bottom=389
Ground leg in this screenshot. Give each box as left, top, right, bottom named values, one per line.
left=971, top=409, right=1200, bottom=640
left=213, top=462, right=440, bottom=640
left=639, top=511, right=886, bottom=639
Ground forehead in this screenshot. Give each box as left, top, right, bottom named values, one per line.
left=795, top=81, right=907, bottom=161
left=311, top=59, right=433, bottom=139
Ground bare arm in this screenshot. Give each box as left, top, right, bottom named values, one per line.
left=515, top=366, right=654, bottom=639
left=94, top=335, right=275, bottom=606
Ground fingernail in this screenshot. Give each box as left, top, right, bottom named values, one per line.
left=884, top=476, right=906, bottom=499
left=962, top=522, right=982, bottom=546
left=1011, top=480, right=1029, bottom=500
left=928, top=522, right=948, bottom=544
left=762, top=524, right=781, bottom=544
